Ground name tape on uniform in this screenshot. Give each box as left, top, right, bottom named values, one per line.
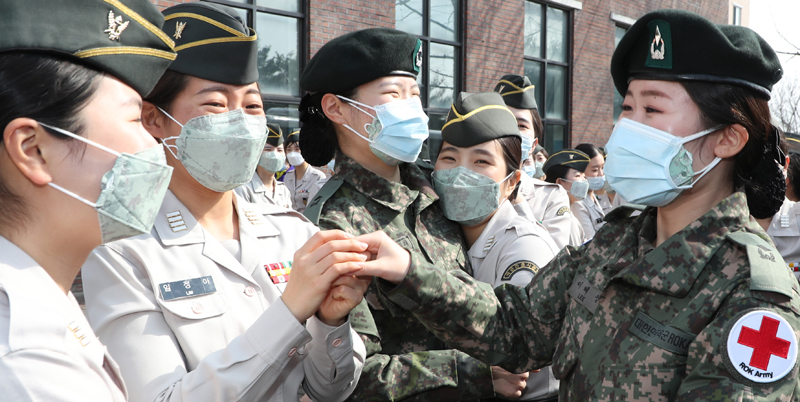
left=726, top=310, right=797, bottom=383
left=568, top=274, right=601, bottom=314
left=160, top=276, right=216, bottom=301
left=630, top=311, right=694, bottom=355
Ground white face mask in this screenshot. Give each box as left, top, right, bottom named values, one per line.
left=561, top=178, right=590, bottom=200
left=286, top=151, right=305, bottom=166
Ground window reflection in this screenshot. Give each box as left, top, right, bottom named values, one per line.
left=545, top=65, right=566, bottom=120
left=430, top=0, right=457, bottom=41
left=524, top=2, right=542, bottom=58
left=396, top=0, right=423, bottom=35
left=524, top=59, right=543, bottom=110
left=256, top=0, right=299, bottom=13
left=546, top=7, right=567, bottom=63
left=429, top=43, right=456, bottom=108
left=256, top=13, right=300, bottom=97
left=545, top=124, right=565, bottom=154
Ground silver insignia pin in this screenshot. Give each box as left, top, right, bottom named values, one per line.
left=174, top=21, right=187, bottom=40
left=104, top=10, right=130, bottom=41
left=650, top=26, right=665, bottom=61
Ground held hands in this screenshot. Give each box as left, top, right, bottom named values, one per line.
left=352, top=231, right=412, bottom=284
left=491, top=366, right=529, bottom=399
left=282, top=230, right=369, bottom=325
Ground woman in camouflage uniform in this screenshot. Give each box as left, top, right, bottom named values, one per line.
left=355, top=9, right=800, bottom=401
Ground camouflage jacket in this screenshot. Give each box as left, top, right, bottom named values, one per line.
left=383, top=191, right=800, bottom=401
left=314, top=155, right=494, bottom=401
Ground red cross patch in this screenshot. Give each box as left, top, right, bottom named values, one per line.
left=726, top=310, right=797, bottom=383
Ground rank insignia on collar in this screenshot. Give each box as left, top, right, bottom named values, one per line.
left=780, top=214, right=790, bottom=228
left=68, top=321, right=92, bottom=347
left=266, top=261, right=292, bottom=284
left=725, top=310, right=797, bottom=383
left=483, top=235, right=496, bottom=252
left=174, top=21, right=187, bottom=40
left=166, top=211, right=187, bottom=232
left=104, top=10, right=130, bottom=41
left=243, top=209, right=264, bottom=225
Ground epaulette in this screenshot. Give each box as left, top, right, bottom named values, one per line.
left=727, top=231, right=794, bottom=298
left=603, top=204, right=646, bottom=222
left=303, top=178, right=344, bottom=225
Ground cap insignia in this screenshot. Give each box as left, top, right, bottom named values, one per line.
left=650, top=26, right=665, bottom=61
left=498, top=85, right=506, bottom=93
left=413, top=39, right=423, bottom=73
left=174, top=21, right=187, bottom=40
left=569, top=154, right=574, bottom=160
left=104, top=10, right=130, bottom=41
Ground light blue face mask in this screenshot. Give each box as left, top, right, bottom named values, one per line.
left=523, top=164, right=536, bottom=178
left=605, top=118, right=723, bottom=207
left=587, top=175, right=605, bottom=191
left=561, top=178, right=589, bottom=201
left=258, top=151, right=285, bottom=173
left=40, top=123, right=173, bottom=244
left=338, top=95, right=430, bottom=166
left=521, top=135, right=534, bottom=161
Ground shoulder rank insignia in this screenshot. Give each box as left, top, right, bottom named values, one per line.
left=174, top=21, right=187, bottom=40
left=104, top=10, right=130, bottom=41
left=502, top=260, right=539, bottom=281
left=725, top=309, right=797, bottom=383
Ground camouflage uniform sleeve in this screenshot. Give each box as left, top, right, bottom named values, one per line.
left=320, top=206, right=495, bottom=401
left=676, top=283, right=800, bottom=401
left=384, top=245, right=579, bottom=374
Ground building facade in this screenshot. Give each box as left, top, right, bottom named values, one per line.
left=150, top=0, right=731, bottom=152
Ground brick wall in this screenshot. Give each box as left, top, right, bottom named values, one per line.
left=463, top=0, right=525, bottom=93
left=308, top=0, right=395, bottom=57
left=152, top=0, right=191, bottom=9
left=570, top=0, right=729, bottom=146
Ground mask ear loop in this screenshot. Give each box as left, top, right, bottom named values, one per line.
left=679, top=124, right=726, bottom=187
left=336, top=95, right=379, bottom=134
left=156, top=107, right=183, bottom=160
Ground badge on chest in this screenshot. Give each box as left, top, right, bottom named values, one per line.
left=265, top=261, right=292, bottom=284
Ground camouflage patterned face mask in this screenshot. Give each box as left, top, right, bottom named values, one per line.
left=41, top=123, right=173, bottom=244
left=433, top=166, right=513, bottom=226
left=159, top=108, right=267, bottom=193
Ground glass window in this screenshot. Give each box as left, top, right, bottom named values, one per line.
left=524, top=1, right=571, bottom=153
left=256, top=13, right=300, bottom=97
left=395, top=0, right=462, bottom=128
left=264, top=101, right=300, bottom=135
left=732, top=5, right=742, bottom=26
left=203, top=0, right=305, bottom=111
left=613, top=26, right=628, bottom=122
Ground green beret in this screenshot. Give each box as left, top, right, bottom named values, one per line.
left=611, top=9, right=782, bottom=99
left=441, top=92, right=520, bottom=148
left=0, top=0, right=175, bottom=96
left=543, top=149, right=590, bottom=174
left=161, top=3, right=258, bottom=85
left=287, top=128, right=300, bottom=145
left=494, top=74, right=538, bottom=110
left=266, top=123, right=284, bottom=147
left=300, top=28, right=422, bottom=94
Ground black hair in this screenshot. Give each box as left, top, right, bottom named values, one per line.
left=0, top=53, right=102, bottom=230
left=534, top=147, right=549, bottom=160
left=497, top=135, right=522, bottom=200
left=544, top=165, right=572, bottom=184
left=298, top=88, right=358, bottom=167
left=144, top=70, right=191, bottom=114
left=788, top=153, right=800, bottom=200
left=682, top=82, right=784, bottom=219
left=531, top=109, right=544, bottom=139
left=575, top=143, right=601, bottom=159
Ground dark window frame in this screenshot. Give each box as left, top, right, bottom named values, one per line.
left=396, top=0, right=465, bottom=129
left=523, top=0, right=573, bottom=153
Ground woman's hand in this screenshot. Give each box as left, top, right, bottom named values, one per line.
left=352, top=231, right=411, bottom=284
left=282, top=230, right=369, bottom=323
left=491, top=366, right=529, bottom=399
left=316, top=275, right=371, bottom=326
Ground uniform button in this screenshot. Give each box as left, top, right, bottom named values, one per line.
left=191, top=303, right=204, bottom=314
left=244, top=286, right=256, bottom=297
left=331, top=338, right=343, bottom=347
left=288, top=347, right=297, bottom=357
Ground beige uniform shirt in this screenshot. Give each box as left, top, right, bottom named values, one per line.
left=0, top=237, right=126, bottom=401
left=284, top=167, right=326, bottom=213
left=82, top=191, right=365, bottom=402
left=467, top=202, right=560, bottom=401
left=235, top=172, right=292, bottom=209
left=596, top=193, right=614, bottom=214
left=767, top=197, right=800, bottom=279
left=572, top=195, right=606, bottom=241
left=515, top=174, right=575, bottom=249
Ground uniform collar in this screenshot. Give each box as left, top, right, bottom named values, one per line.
left=470, top=201, right=517, bottom=259
left=250, top=173, right=268, bottom=195
left=335, top=154, right=439, bottom=212
left=154, top=191, right=280, bottom=246
left=607, top=191, right=750, bottom=297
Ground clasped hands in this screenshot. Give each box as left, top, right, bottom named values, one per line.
left=281, top=230, right=411, bottom=327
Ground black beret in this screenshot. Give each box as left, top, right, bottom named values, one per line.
left=0, top=0, right=175, bottom=96
left=611, top=9, right=782, bottom=99
left=161, top=3, right=258, bottom=85
left=441, top=92, right=520, bottom=148
left=532, top=144, right=545, bottom=155
left=494, top=74, right=538, bottom=110
left=300, top=28, right=422, bottom=94
left=266, top=123, right=284, bottom=147
left=543, top=149, right=590, bottom=174
left=287, top=128, right=300, bottom=145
